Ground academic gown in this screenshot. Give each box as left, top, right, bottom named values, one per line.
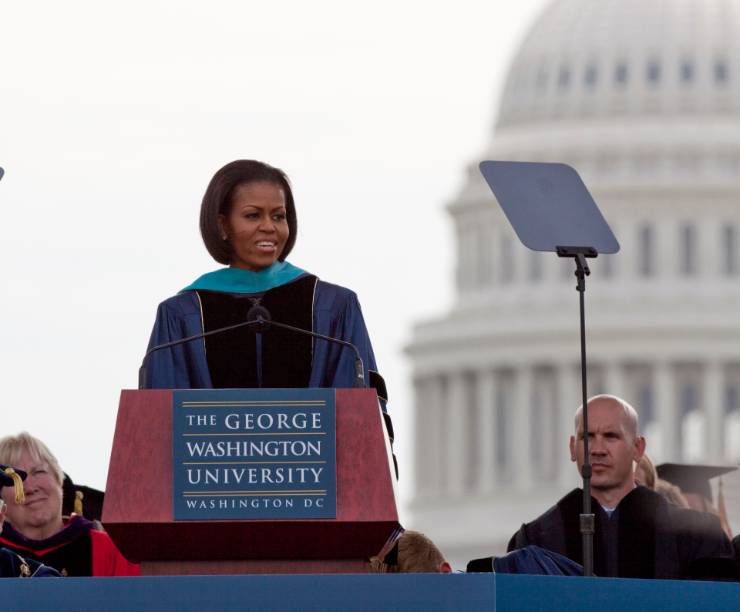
left=142, top=264, right=395, bottom=474
left=0, top=516, right=139, bottom=577
left=143, top=263, right=388, bottom=408
left=508, top=486, right=735, bottom=580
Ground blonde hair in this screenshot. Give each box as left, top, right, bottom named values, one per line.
left=655, top=478, right=690, bottom=508
left=0, top=432, right=64, bottom=486
left=635, top=454, right=657, bottom=489
left=369, top=530, right=448, bottom=573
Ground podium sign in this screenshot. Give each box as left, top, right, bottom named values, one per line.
left=105, top=388, right=399, bottom=574
left=173, top=388, right=336, bottom=520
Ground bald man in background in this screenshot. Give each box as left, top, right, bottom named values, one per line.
left=507, top=395, right=735, bottom=579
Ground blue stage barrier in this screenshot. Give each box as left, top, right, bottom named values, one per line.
left=1, top=573, right=738, bottom=611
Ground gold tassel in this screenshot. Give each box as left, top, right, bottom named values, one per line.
left=3, top=468, right=25, bottom=504
left=73, top=490, right=84, bottom=516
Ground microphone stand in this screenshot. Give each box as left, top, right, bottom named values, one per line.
left=139, top=306, right=366, bottom=389
left=248, top=307, right=366, bottom=389
left=557, top=245, right=597, bottom=577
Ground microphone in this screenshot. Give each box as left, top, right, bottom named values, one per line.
left=139, top=304, right=366, bottom=389
left=0, top=167, right=4, bottom=181
left=246, top=303, right=272, bottom=333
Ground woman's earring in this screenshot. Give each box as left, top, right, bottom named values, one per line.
left=221, top=234, right=228, bottom=241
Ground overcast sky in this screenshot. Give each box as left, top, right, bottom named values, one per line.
left=0, top=0, right=547, bottom=517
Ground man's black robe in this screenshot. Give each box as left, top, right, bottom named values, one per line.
left=508, top=486, right=735, bottom=579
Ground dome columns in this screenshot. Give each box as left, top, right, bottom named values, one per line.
left=446, top=372, right=469, bottom=496
left=412, top=355, right=736, bottom=502
left=703, top=360, right=725, bottom=462
left=475, top=369, right=498, bottom=494
left=511, top=366, right=534, bottom=490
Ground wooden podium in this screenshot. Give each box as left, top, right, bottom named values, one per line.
left=103, top=388, right=399, bottom=575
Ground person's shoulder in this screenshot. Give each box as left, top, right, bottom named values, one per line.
left=652, top=491, right=731, bottom=553
left=531, top=489, right=582, bottom=533
left=156, top=291, right=201, bottom=315
left=533, top=491, right=576, bottom=526
left=63, top=514, right=96, bottom=535
left=661, top=501, right=735, bottom=578
left=509, top=489, right=579, bottom=550
left=551, top=487, right=586, bottom=516
left=316, top=279, right=357, bottom=299
left=508, top=504, right=559, bottom=551
left=88, top=528, right=115, bottom=546
left=88, top=529, right=141, bottom=576
left=625, top=484, right=667, bottom=509
left=315, top=279, right=360, bottom=309
left=666, top=503, right=726, bottom=535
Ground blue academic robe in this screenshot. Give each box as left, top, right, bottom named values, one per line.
left=143, top=270, right=385, bottom=408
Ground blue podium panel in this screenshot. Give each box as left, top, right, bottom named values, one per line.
left=0, top=574, right=493, bottom=612
left=2, top=573, right=738, bottom=612
left=495, top=574, right=740, bottom=611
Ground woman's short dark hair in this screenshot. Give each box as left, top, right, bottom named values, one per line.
left=200, top=160, right=298, bottom=265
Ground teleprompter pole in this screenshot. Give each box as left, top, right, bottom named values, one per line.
left=557, top=246, right=597, bottom=577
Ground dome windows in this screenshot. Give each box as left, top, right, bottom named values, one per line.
left=714, top=59, right=729, bottom=84
left=679, top=224, right=697, bottom=276
left=584, top=64, right=598, bottom=88
left=500, top=55, right=736, bottom=127
left=646, top=60, right=661, bottom=85
left=557, top=66, right=571, bottom=90
left=454, top=215, right=737, bottom=290
left=614, top=62, right=629, bottom=86
left=722, top=224, right=738, bottom=276
left=638, top=224, right=655, bottom=277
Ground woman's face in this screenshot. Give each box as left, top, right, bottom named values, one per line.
left=220, top=181, right=289, bottom=271
left=0, top=449, right=63, bottom=539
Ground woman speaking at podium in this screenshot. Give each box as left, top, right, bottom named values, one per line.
left=143, top=160, right=388, bottom=413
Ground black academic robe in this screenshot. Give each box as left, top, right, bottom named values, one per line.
left=508, top=486, right=735, bottom=580
left=0, top=517, right=139, bottom=576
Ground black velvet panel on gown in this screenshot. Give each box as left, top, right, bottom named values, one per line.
left=197, top=275, right=317, bottom=388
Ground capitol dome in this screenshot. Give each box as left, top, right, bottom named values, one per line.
left=499, top=0, right=740, bottom=126
left=406, top=0, right=740, bottom=567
